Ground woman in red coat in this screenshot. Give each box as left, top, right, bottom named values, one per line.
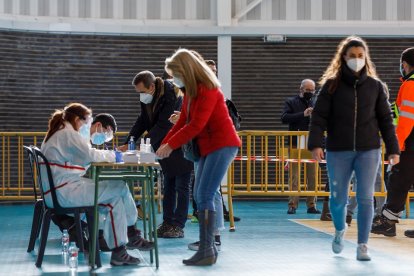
left=156, top=49, right=241, bottom=266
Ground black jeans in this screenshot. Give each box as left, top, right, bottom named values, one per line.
left=385, top=151, right=414, bottom=213
left=162, top=171, right=192, bottom=228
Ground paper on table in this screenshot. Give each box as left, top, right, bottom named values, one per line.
left=122, top=151, right=139, bottom=163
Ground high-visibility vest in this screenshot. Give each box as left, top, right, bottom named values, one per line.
left=391, top=101, right=399, bottom=126
left=396, top=74, right=414, bottom=151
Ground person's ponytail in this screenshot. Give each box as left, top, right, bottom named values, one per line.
left=44, top=110, right=65, bottom=143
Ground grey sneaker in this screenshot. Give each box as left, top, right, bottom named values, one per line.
left=163, top=225, right=184, bottom=238
left=110, top=246, right=140, bottom=266
left=356, top=243, right=371, bottom=261
left=188, top=235, right=221, bottom=251
left=332, top=228, right=346, bottom=254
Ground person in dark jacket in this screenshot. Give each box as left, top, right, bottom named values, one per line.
left=119, top=70, right=193, bottom=238
left=281, top=79, right=320, bottom=215
left=371, top=47, right=414, bottom=238
left=308, top=36, right=400, bottom=261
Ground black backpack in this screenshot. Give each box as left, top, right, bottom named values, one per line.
left=226, top=99, right=242, bottom=130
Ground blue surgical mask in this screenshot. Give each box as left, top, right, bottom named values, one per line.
left=91, top=132, right=106, bottom=145
left=173, top=77, right=185, bottom=88
left=140, top=93, right=153, bottom=104
left=79, top=123, right=91, bottom=141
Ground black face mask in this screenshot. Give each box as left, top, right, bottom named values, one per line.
left=303, top=92, right=314, bottom=101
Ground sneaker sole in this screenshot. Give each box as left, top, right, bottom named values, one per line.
left=357, top=257, right=371, bottom=261
left=126, top=245, right=155, bottom=251
left=110, top=260, right=140, bottom=266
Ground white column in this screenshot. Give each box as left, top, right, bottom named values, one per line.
left=69, top=0, right=79, bottom=17
left=49, top=0, right=58, bottom=16
left=261, top=0, right=272, bottom=20
left=136, top=0, right=146, bottom=19
left=113, top=0, right=123, bottom=19
left=218, top=36, right=232, bottom=100
left=386, top=0, right=398, bottom=20
left=412, top=0, right=414, bottom=22
left=311, top=0, right=323, bottom=21
left=336, top=0, right=347, bottom=20
left=30, top=0, right=39, bottom=16
left=91, top=0, right=100, bottom=18
left=361, top=0, right=372, bottom=21
left=0, top=0, right=4, bottom=14
left=286, top=0, right=297, bottom=20
left=13, top=0, right=19, bottom=15
left=185, top=0, right=197, bottom=20
left=218, top=0, right=231, bottom=26
left=161, top=0, right=172, bottom=19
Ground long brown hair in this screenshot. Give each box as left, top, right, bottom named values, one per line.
left=319, top=36, right=378, bottom=94
left=44, top=103, right=92, bottom=143
left=165, top=48, right=220, bottom=98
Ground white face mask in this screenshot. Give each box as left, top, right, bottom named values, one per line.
left=346, top=58, right=365, bottom=73
left=140, top=93, right=153, bottom=104
left=173, top=77, right=185, bottom=88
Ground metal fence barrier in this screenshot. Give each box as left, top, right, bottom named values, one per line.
left=226, top=130, right=413, bottom=231
left=1, top=131, right=412, bottom=228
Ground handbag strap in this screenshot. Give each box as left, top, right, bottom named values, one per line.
left=186, top=99, right=191, bottom=124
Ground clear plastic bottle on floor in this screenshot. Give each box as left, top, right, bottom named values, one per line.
left=68, top=242, right=78, bottom=269
left=61, top=229, right=70, bottom=254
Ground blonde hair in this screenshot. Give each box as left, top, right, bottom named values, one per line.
left=320, top=36, right=378, bottom=93
left=165, top=48, right=220, bottom=98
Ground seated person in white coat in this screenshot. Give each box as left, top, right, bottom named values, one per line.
left=40, top=103, right=153, bottom=266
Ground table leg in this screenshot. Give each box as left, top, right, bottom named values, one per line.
left=146, top=168, right=154, bottom=264
left=141, top=177, right=147, bottom=239
left=149, top=167, right=159, bottom=268
left=90, top=166, right=100, bottom=268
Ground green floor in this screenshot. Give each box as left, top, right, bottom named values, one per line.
left=1, top=200, right=414, bottom=275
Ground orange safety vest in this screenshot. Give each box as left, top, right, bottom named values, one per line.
left=396, top=74, right=414, bottom=151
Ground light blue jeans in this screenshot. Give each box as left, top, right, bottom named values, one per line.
left=326, top=149, right=381, bottom=244
left=194, top=147, right=238, bottom=215
left=193, top=162, right=225, bottom=231
left=347, top=160, right=384, bottom=216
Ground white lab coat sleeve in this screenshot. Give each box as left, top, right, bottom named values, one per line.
left=66, top=130, right=115, bottom=167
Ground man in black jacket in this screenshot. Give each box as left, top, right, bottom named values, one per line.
left=281, top=79, right=320, bottom=215
left=119, top=70, right=193, bottom=238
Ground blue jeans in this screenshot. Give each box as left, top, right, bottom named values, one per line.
left=193, top=162, right=225, bottom=232
left=347, top=160, right=384, bottom=216
left=194, top=147, right=238, bottom=212
left=162, top=171, right=192, bottom=228
left=326, top=149, right=380, bottom=244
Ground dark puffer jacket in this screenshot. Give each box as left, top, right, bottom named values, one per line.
left=308, top=64, right=400, bottom=156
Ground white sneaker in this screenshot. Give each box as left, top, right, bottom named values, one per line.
left=356, top=243, right=371, bottom=261
left=332, top=228, right=346, bottom=254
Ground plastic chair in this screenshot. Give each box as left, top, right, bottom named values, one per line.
left=31, top=146, right=101, bottom=268
left=24, top=145, right=44, bottom=253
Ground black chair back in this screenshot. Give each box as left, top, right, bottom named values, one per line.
left=32, top=146, right=65, bottom=214
left=23, top=145, right=38, bottom=200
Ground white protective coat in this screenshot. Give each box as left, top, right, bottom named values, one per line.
left=40, top=122, right=137, bottom=249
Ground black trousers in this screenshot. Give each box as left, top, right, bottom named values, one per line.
left=385, top=151, right=414, bottom=213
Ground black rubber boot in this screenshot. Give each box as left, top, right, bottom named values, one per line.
left=183, top=210, right=216, bottom=266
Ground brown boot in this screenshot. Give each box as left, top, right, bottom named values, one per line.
left=320, top=200, right=332, bottom=221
